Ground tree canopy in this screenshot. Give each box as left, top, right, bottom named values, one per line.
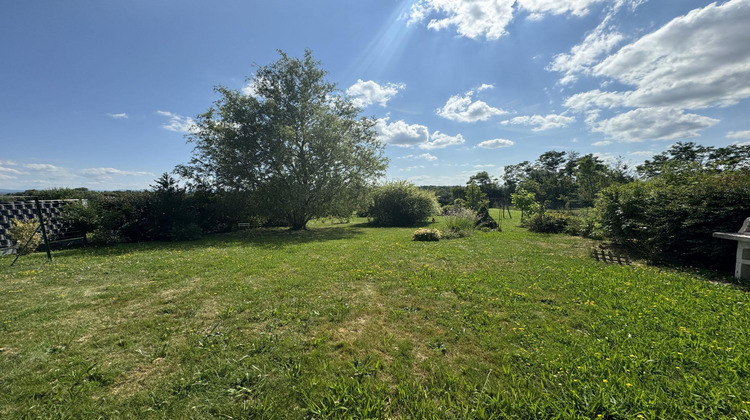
left=176, top=50, right=388, bottom=229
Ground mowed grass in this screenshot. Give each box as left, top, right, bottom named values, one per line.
left=1, top=211, right=749, bottom=419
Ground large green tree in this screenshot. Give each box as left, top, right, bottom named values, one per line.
left=176, top=50, right=387, bottom=229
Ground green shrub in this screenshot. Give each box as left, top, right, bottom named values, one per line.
left=595, top=170, right=750, bottom=268
left=563, top=214, right=600, bottom=239
left=88, top=229, right=123, bottom=246
left=368, top=181, right=440, bottom=227
left=170, top=223, right=203, bottom=241
left=61, top=200, right=98, bottom=239
left=412, top=228, right=441, bottom=241
left=527, top=212, right=569, bottom=234
left=9, top=219, right=42, bottom=255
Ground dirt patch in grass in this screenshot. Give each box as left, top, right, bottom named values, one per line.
left=109, top=358, right=170, bottom=398
left=0, top=347, right=18, bottom=357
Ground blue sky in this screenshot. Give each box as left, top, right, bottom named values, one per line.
left=1, top=0, right=749, bottom=190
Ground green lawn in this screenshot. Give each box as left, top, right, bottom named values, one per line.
left=1, top=211, right=749, bottom=419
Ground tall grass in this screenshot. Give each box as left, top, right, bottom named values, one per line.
left=442, top=207, right=477, bottom=237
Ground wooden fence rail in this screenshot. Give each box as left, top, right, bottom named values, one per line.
left=591, top=248, right=631, bottom=265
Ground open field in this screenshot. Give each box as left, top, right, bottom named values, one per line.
left=1, top=211, right=749, bottom=419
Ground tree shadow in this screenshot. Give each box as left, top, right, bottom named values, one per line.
left=50, top=226, right=366, bottom=259
left=350, top=221, right=435, bottom=229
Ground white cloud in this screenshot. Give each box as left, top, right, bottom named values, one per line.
left=106, top=113, right=129, bottom=119
left=24, top=163, right=63, bottom=172
left=564, top=89, right=627, bottom=111
left=401, top=165, right=427, bottom=172
left=477, top=83, right=495, bottom=91
left=399, top=153, right=438, bottom=161
left=375, top=117, right=467, bottom=149
left=437, top=90, right=507, bottom=122
left=592, top=107, right=719, bottom=143
left=591, top=140, right=612, bottom=146
left=727, top=130, right=750, bottom=140
left=547, top=18, right=624, bottom=85
left=407, top=0, right=608, bottom=40
left=346, top=79, right=405, bottom=108
left=517, top=0, right=606, bottom=20
left=375, top=118, right=430, bottom=146
left=592, top=0, right=750, bottom=110
left=157, top=110, right=196, bottom=133
left=0, top=166, right=24, bottom=174
left=408, top=0, right=515, bottom=40
left=501, top=114, right=575, bottom=131
left=79, top=167, right=154, bottom=177
left=629, top=150, right=655, bottom=156
left=473, top=164, right=496, bottom=168
left=477, top=138, right=514, bottom=148
left=420, top=131, right=465, bottom=149
left=562, top=1, right=750, bottom=144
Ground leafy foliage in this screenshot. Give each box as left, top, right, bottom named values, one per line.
left=368, top=181, right=439, bottom=227
left=595, top=169, right=750, bottom=268
left=637, top=141, right=750, bottom=178
left=464, top=182, right=489, bottom=211
left=8, top=218, right=42, bottom=255
left=412, top=228, right=441, bottom=241
left=511, top=188, right=540, bottom=223
left=176, top=50, right=387, bottom=230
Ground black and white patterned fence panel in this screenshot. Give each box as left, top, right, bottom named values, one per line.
left=0, top=200, right=82, bottom=249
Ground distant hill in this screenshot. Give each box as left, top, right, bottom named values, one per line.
left=0, top=189, right=22, bottom=195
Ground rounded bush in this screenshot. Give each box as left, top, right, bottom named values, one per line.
left=368, top=181, right=440, bottom=227
left=412, top=228, right=441, bottom=241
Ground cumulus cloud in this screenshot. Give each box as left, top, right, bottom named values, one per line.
left=592, top=0, right=750, bottom=110
left=157, top=110, right=196, bottom=133
left=407, top=0, right=609, bottom=40
left=374, top=118, right=466, bottom=149
left=564, top=89, right=627, bottom=111
left=408, top=0, right=515, bottom=40
left=547, top=18, right=624, bottom=85
left=591, top=140, right=612, bottom=146
left=501, top=114, right=575, bottom=131
left=477, top=83, right=495, bottom=91
left=374, top=118, right=430, bottom=146
left=106, top=113, right=129, bottom=119
left=79, top=168, right=154, bottom=177
left=346, top=79, right=405, bottom=108
left=592, top=107, right=719, bottom=142
left=399, top=153, right=438, bottom=161
left=517, top=0, right=606, bottom=20
left=477, top=139, right=515, bottom=148
left=437, top=90, right=507, bottom=122
left=420, top=131, right=466, bottom=149
left=727, top=130, right=750, bottom=140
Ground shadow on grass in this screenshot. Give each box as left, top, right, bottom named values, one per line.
left=350, top=221, right=435, bottom=229
left=47, top=226, right=366, bottom=259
